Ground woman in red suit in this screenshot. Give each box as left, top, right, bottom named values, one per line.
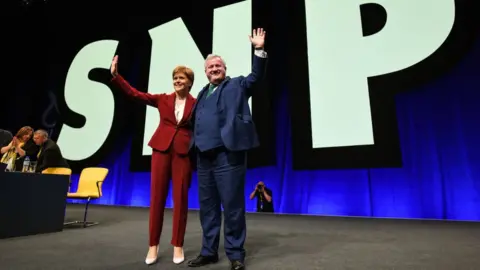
left=110, top=55, right=196, bottom=265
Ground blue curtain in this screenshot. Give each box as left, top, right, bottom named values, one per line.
left=69, top=37, right=480, bottom=221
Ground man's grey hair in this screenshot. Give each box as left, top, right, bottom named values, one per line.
left=204, top=54, right=226, bottom=69
left=34, top=129, right=49, bottom=139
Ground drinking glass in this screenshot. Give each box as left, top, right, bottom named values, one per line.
left=29, top=161, right=37, bottom=173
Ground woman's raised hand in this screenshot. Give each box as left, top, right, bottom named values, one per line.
left=111, top=55, right=119, bottom=76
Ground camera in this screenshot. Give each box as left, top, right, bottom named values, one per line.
left=257, top=184, right=264, bottom=191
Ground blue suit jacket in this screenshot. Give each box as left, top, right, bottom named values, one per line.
left=191, top=54, right=268, bottom=152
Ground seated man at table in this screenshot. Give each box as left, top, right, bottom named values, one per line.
left=32, top=129, right=69, bottom=173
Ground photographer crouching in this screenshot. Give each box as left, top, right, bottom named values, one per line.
left=249, top=181, right=274, bottom=213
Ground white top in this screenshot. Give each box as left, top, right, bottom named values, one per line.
left=175, top=100, right=186, bottom=123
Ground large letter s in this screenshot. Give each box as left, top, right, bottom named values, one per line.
left=57, top=40, right=118, bottom=161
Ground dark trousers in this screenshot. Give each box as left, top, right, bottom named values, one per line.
left=149, top=148, right=191, bottom=247
left=197, top=147, right=247, bottom=262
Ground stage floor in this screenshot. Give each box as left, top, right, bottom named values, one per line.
left=1, top=205, right=479, bottom=269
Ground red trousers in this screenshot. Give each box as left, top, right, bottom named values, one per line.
left=149, top=148, right=191, bottom=247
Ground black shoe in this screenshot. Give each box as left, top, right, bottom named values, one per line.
left=187, top=254, right=219, bottom=267
left=231, top=260, right=245, bottom=270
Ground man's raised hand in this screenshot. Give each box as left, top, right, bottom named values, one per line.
left=249, top=28, right=266, bottom=49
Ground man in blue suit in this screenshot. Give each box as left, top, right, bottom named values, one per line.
left=187, top=28, right=267, bottom=270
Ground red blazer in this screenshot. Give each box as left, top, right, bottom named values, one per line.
left=111, top=75, right=196, bottom=155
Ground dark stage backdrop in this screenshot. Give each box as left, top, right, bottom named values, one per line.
left=3, top=0, right=479, bottom=220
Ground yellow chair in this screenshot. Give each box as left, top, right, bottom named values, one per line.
left=42, top=167, right=72, bottom=175
left=64, top=167, right=108, bottom=228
